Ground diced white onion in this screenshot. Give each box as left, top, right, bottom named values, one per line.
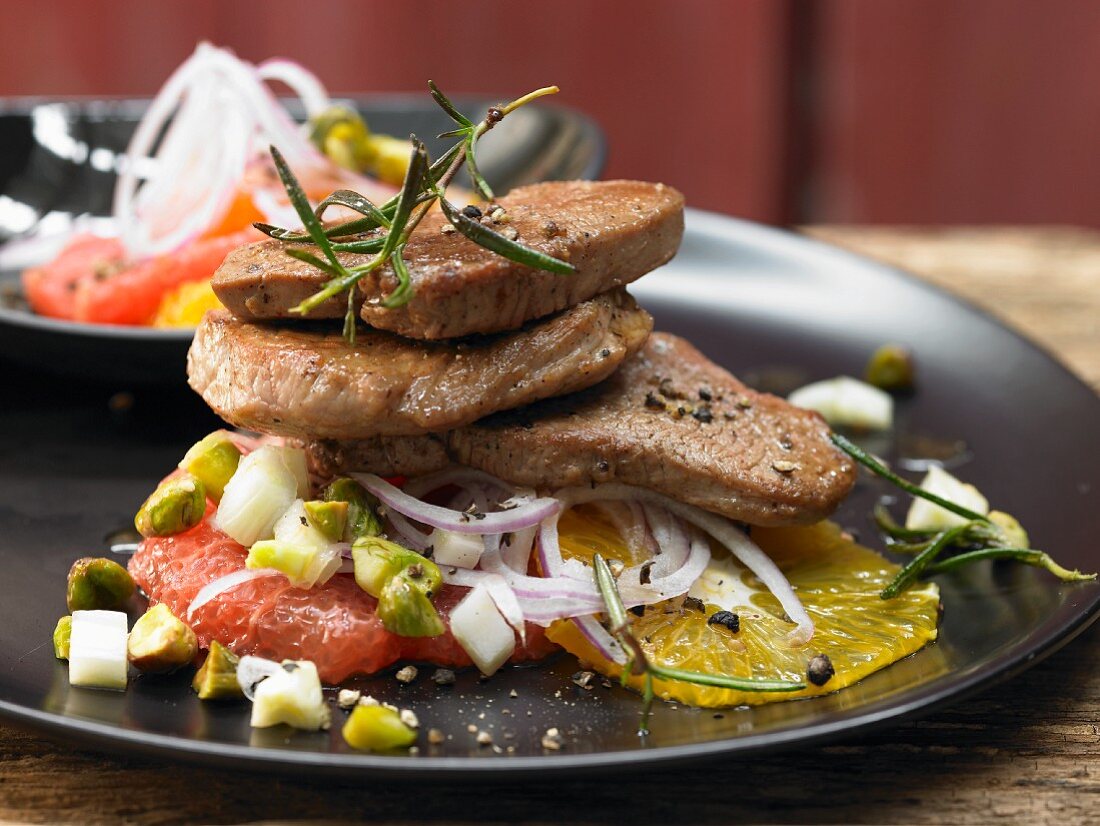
left=905, top=464, right=990, bottom=531
left=430, top=529, right=484, bottom=569
left=215, top=445, right=308, bottom=546
left=788, top=376, right=894, bottom=430
left=246, top=499, right=342, bottom=587
left=448, top=584, right=516, bottom=676
left=243, top=657, right=330, bottom=730
left=68, top=610, right=128, bottom=690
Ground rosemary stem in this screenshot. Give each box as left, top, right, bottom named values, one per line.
left=881, top=522, right=974, bottom=599
left=649, top=664, right=805, bottom=693
left=500, top=85, right=560, bottom=116
left=831, top=433, right=990, bottom=524
left=924, top=548, right=1096, bottom=581
left=873, top=501, right=934, bottom=541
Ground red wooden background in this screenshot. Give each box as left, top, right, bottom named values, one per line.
left=2, top=0, right=1098, bottom=227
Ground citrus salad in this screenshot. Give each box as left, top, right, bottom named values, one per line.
left=18, top=44, right=401, bottom=328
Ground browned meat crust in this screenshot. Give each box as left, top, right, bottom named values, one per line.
left=187, top=291, right=652, bottom=440
left=304, top=334, right=856, bottom=526
left=211, top=180, right=683, bottom=340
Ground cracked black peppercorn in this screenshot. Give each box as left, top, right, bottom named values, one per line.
left=807, top=654, right=835, bottom=687
left=682, top=596, right=706, bottom=613
left=707, top=610, right=740, bottom=633
left=692, top=405, right=713, bottom=423
left=461, top=204, right=483, bottom=219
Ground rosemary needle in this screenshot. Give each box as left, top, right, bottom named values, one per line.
left=256, top=82, right=575, bottom=341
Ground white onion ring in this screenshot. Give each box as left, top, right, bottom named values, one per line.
left=256, top=58, right=331, bottom=118
left=187, top=567, right=284, bottom=618
left=112, top=43, right=331, bottom=258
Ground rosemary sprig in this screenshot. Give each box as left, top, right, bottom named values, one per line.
left=255, top=82, right=574, bottom=340
left=834, top=433, right=1096, bottom=596
left=831, top=433, right=990, bottom=524
left=592, top=554, right=804, bottom=734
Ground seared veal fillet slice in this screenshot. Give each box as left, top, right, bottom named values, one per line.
left=211, top=180, right=684, bottom=339
left=187, top=290, right=652, bottom=440
left=306, top=334, right=857, bottom=526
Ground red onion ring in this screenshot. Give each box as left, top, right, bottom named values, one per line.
left=354, top=473, right=561, bottom=535
left=543, top=484, right=814, bottom=647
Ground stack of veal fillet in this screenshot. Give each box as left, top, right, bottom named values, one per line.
left=189, top=179, right=855, bottom=527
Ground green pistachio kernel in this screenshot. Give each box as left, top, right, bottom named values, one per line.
left=303, top=499, right=349, bottom=543
left=66, top=557, right=136, bottom=612
left=342, top=704, right=417, bottom=751
left=53, top=615, right=72, bottom=660
left=377, top=576, right=445, bottom=638
left=179, top=433, right=242, bottom=503
left=323, top=477, right=383, bottom=539
left=135, top=474, right=207, bottom=538
left=192, top=640, right=244, bottom=701
left=864, top=344, right=916, bottom=392
left=127, top=603, right=198, bottom=674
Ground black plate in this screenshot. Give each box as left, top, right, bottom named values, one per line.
left=0, top=209, right=1097, bottom=777
left=0, top=95, right=606, bottom=384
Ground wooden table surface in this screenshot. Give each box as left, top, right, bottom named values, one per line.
left=1, top=227, right=1097, bottom=826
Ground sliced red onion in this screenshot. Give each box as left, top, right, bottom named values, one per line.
left=251, top=185, right=302, bottom=227
left=386, top=510, right=432, bottom=551
left=402, top=466, right=518, bottom=500
left=187, top=567, right=284, bottom=618
left=573, top=616, right=628, bottom=666
left=441, top=565, right=602, bottom=627
left=619, top=529, right=710, bottom=606
left=548, top=484, right=814, bottom=647
left=354, top=473, right=561, bottom=535
left=590, top=501, right=648, bottom=555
